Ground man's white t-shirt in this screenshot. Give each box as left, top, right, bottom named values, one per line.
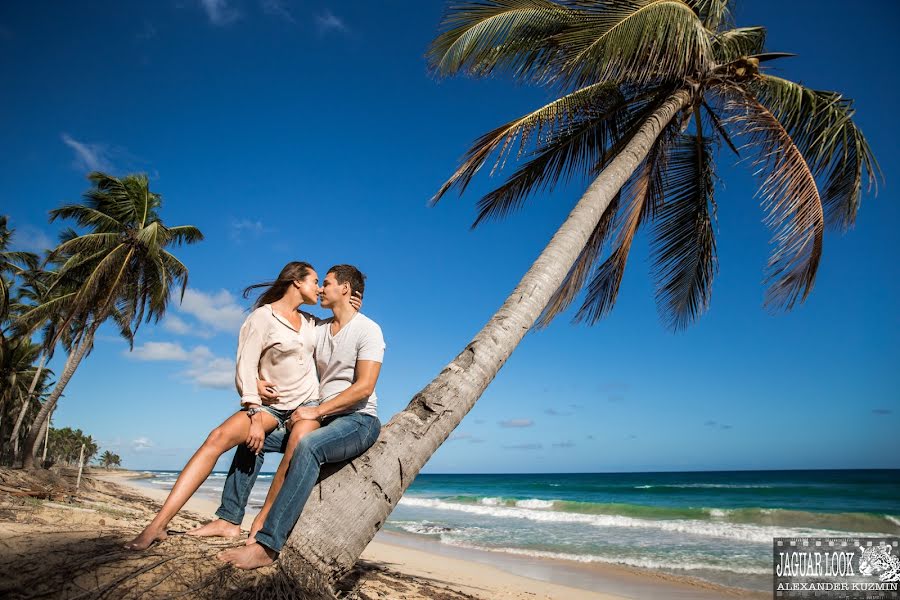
left=314, top=312, right=385, bottom=417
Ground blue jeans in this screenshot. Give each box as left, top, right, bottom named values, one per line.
left=214, top=412, right=381, bottom=552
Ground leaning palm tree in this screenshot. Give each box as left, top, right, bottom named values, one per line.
left=19, top=172, right=203, bottom=468
left=273, top=0, right=879, bottom=588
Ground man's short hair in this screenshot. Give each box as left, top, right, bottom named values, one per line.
left=328, top=264, right=366, bottom=297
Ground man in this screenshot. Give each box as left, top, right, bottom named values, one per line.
left=192, top=264, right=384, bottom=569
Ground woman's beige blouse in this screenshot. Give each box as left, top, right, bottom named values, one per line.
left=234, top=305, right=319, bottom=411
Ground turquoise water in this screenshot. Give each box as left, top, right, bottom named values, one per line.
left=138, top=469, right=900, bottom=592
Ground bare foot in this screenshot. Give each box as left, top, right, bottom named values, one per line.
left=186, top=519, right=242, bottom=538
left=217, top=543, right=277, bottom=569
left=124, top=526, right=168, bottom=550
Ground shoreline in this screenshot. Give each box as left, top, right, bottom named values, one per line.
left=105, top=469, right=767, bottom=599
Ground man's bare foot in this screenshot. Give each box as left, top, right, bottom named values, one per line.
left=186, top=519, right=242, bottom=538
left=124, top=526, right=167, bottom=550
left=217, top=543, right=277, bottom=569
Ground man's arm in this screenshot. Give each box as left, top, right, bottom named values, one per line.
left=291, top=360, right=381, bottom=422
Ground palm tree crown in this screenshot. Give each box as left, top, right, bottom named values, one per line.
left=20, top=172, right=204, bottom=348
left=429, top=0, right=880, bottom=330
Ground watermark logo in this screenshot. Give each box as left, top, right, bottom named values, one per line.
left=774, top=538, right=900, bottom=599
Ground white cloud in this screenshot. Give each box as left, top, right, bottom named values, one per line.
left=449, top=432, right=485, bottom=444
left=178, top=288, right=245, bottom=333
left=127, top=342, right=232, bottom=389
left=185, top=356, right=235, bottom=389
left=503, top=443, right=542, bottom=450
left=261, top=0, right=295, bottom=22
left=9, top=223, right=54, bottom=253
left=132, top=437, right=154, bottom=452
left=162, top=314, right=193, bottom=335
left=61, top=133, right=114, bottom=172
left=229, top=218, right=273, bottom=242
left=315, top=10, right=347, bottom=34
left=130, top=341, right=192, bottom=361
left=499, top=419, right=534, bottom=428
left=200, top=0, right=240, bottom=26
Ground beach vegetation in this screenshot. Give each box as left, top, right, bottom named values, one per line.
left=3, top=172, right=203, bottom=469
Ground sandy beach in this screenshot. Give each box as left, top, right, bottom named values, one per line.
left=0, top=467, right=768, bottom=599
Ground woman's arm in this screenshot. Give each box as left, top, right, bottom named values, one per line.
left=235, top=320, right=266, bottom=408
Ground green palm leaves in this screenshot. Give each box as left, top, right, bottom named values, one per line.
left=429, top=0, right=879, bottom=330
left=20, top=172, right=203, bottom=349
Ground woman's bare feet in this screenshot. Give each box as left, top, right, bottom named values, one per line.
left=217, top=543, right=277, bottom=569
left=124, top=526, right=168, bottom=550
left=186, top=519, right=242, bottom=538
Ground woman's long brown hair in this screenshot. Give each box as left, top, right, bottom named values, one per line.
left=243, top=262, right=314, bottom=310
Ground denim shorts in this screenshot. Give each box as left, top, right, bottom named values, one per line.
left=249, top=401, right=321, bottom=429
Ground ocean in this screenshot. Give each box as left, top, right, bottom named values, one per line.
left=134, top=469, right=900, bottom=593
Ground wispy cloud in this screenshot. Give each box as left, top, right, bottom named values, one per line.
left=315, top=10, right=348, bottom=34
left=449, top=432, right=485, bottom=443
left=544, top=408, right=571, bottom=416
left=129, top=341, right=211, bottom=362
left=61, top=133, right=115, bottom=172
left=503, top=443, right=542, bottom=450
left=132, top=437, right=154, bottom=452
left=499, top=419, right=533, bottom=428
left=200, top=0, right=240, bottom=26
left=230, top=218, right=273, bottom=242
left=185, top=356, right=235, bottom=389
left=126, top=342, right=234, bottom=389
left=261, top=0, right=295, bottom=22
left=872, top=408, right=893, bottom=415
left=163, top=314, right=193, bottom=335
left=178, top=288, right=246, bottom=333
left=9, top=222, right=54, bottom=253
left=552, top=441, right=576, bottom=448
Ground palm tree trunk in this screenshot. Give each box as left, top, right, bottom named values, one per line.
left=21, top=322, right=99, bottom=469
left=278, top=90, right=692, bottom=583
left=11, top=352, right=46, bottom=460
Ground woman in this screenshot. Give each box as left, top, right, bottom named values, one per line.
left=125, top=261, right=328, bottom=550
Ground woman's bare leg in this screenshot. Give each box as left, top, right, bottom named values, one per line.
left=124, top=411, right=279, bottom=550
left=246, top=419, right=320, bottom=545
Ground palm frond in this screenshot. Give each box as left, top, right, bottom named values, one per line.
left=557, top=0, right=711, bottom=88
left=432, top=82, right=624, bottom=205
left=571, top=119, right=677, bottom=325
left=650, top=124, right=718, bottom=330
left=427, top=0, right=576, bottom=79
left=48, top=205, right=122, bottom=232
left=749, top=75, right=880, bottom=230
left=723, top=86, right=824, bottom=310
left=166, top=225, right=205, bottom=245
left=711, top=26, right=765, bottom=63
left=49, top=233, right=121, bottom=258
left=688, top=0, right=732, bottom=30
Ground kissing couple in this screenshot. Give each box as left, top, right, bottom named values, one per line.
left=126, top=262, right=384, bottom=569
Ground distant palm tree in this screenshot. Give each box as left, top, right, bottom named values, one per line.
left=98, top=450, right=121, bottom=468
left=276, top=0, right=880, bottom=585
left=0, top=216, right=39, bottom=321
left=19, top=172, right=203, bottom=468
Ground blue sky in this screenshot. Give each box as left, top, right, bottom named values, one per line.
left=1, top=1, right=897, bottom=473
